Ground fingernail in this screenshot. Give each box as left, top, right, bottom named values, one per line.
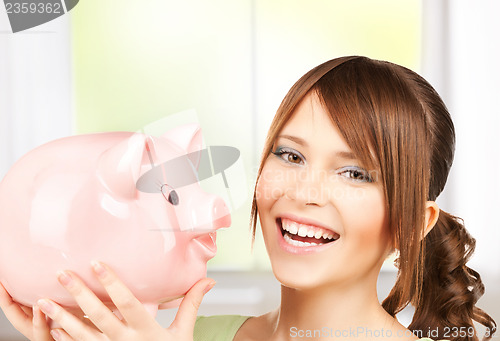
left=57, top=270, right=73, bottom=288
left=37, top=299, right=54, bottom=315
left=91, top=261, right=107, bottom=279
left=203, top=281, right=216, bottom=294
left=50, top=329, right=61, bottom=340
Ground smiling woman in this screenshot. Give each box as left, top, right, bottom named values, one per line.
left=229, top=56, right=497, bottom=341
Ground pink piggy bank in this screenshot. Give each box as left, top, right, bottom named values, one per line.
left=0, top=123, right=231, bottom=316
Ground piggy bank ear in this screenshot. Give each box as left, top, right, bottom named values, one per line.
left=98, top=133, right=149, bottom=198
left=161, top=123, right=203, bottom=168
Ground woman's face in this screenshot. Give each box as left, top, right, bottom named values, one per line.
left=256, top=92, right=392, bottom=290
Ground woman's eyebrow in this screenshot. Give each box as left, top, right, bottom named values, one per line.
left=277, top=134, right=357, bottom=160
left=278, top=134, right=308, bottom=146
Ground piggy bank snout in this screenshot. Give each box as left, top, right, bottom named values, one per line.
left=189, top=195, right=231, bottom=236
left=212, top=196, right=231, bottom=230
left=207, top=195, right=231, bottom=231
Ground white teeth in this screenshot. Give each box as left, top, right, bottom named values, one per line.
left=284, top=233, right=319, bottom=247
left=298, top=226, right=308, bottom=237
left=314, top=230, right=323, bottom=239
left=281, top=218, right=338, bottom=241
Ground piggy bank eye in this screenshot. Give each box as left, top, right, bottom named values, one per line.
left=161, top=184, right=179, bottom=206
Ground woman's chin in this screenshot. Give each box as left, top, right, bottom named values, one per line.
left=270, top=262, right=326, bottom=291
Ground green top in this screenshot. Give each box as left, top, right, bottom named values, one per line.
left=194, top=315, right=443, bottom=341
left=194, top=315, right=250, bottom=341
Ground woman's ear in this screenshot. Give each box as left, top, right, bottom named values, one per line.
left=423, top=201, right=440, bottom=238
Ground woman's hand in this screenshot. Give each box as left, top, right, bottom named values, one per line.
left=37, top=262, right=215, bottom=341
left=0, top=282, right=53, bottom=340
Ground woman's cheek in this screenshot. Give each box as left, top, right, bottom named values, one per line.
left=346, top=190, right=390, bottom=251
left=256, top=165, right=288, bottom=206
left=255, top=169, right=271, bottom=207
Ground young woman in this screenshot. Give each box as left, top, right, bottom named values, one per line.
left=0, top=56, right=496, bottom=341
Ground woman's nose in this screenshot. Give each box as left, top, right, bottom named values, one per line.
left=287, top=168, right=330, bottom=207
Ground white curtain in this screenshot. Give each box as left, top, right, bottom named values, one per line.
left=422, top=0, right=500, bottom=283
left=0, top=10, right=72, bottom=178
left=0, top=9, right=73, bottom=340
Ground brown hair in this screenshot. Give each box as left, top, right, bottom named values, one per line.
left=250, top=56, right=496, bottom=340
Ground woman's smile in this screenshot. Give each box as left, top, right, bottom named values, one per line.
left=275, top=214, right=340, bottom=254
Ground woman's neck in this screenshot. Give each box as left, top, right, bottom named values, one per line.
left=267, top=272, right=406, bottom=340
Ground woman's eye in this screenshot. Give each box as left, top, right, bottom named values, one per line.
left=271, top=147, right=304, bottom=165
left=338, top=167, right=373, bottom=183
